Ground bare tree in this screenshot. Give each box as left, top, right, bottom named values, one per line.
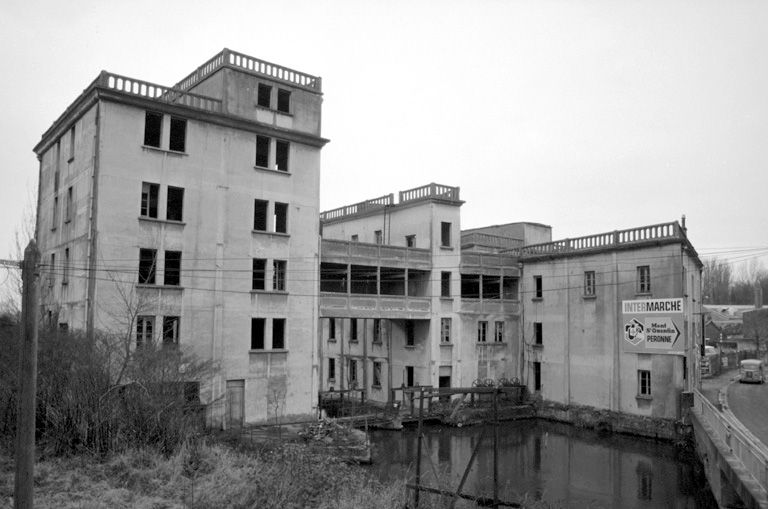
left=702, top=257, right=732, bottom=304
left=0, top=185, right=36, bottom=316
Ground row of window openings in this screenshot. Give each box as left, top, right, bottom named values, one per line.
left=531, top=266, right=651, bottom=299
left=50, top=126, right=76, bottom=190
left=136, top=316, right=180, bottom=347
left=250, top=317, right=286, bottom=350
left=328, top=318, right=383, bottom=343
left=252, top=259, right=287, bottom=291
left=47, top=248, right=71, bottom=287
left=350, top=222, right=452, bottom=248
left=141, top=183, right=184, bottom=221
left=144, top=111, right=291, bottom=172
left=327, top=317, right=503, bottom=344
left=51, top=187, right=74, bottom=230
left=529, top=362, right=652, bottom=398
left=476, top=320, right=505, bottom=343
left=327, top=358, right=387, bottom=387
left=138, top=249, right=182, bottom=286
left=254, top=200, right=288, bottom=233
left=257, top=84, right=291, bottom=113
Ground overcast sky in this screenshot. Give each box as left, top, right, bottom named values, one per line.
left=2, top=0, right=767, bottom=282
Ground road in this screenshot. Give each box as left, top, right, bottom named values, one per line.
left=727, top=379, right=768, bottom=447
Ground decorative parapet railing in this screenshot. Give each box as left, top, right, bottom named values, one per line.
left=692, top=389, right=768, bottom=498
left=320, top=194, right=394, bottom=222
left=461, top=232, right=524, bottom=251
left=399, top=183, right=460, bottom=204
left=100, top=72, right=223, bottom=114
left=321, top=239, right=431, bottom=266
left=174, top=48, right=322, bottom=93
left=511, top=222, right=685, bottom=258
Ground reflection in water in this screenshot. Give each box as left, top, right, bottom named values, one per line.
left=368, top=420, right=716, bottom=508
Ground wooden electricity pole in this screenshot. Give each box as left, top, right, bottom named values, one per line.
left=15, top=240, right=40, bottom=509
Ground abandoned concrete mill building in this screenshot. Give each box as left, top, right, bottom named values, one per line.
left=34, top=49, right=703, bottom=427
left=33, top=49, right=328, bottom=425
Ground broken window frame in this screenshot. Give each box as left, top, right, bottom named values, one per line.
left=477, top=321, right=488, bottom=343
left=141, top=182, right=159, bottom=218
left=273, top=259, right=286, bottom=291
left=138, top=248, right=157, bottom=285
left=584, top=271, right=596, bottom=296
left=441, top=271, right=451, bottom=297
left=637, top=266, right=651, bottom=294
left=252, top=258, right=266, bottom=290
left=494, top=321, right=504, bottom=343
left=405, top=235, right=415, bottom=247
left=162, top=316, right=180, bottom=347
left=349, top=359, right=358, bottom=384
left=372, top=361, right=382, bottom=387
left=441, top=317, right=451, bottom=343
left=136, top=315, right=154, bottom=348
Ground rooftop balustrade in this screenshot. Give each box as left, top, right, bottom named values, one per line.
left=399, top=183, right=460, bottom=204
left=461, top=232, right=524, bottom=251
left=100, top=72, right=223, bottom=114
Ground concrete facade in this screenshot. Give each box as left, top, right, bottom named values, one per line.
left=34, top=49, right=327, bottom=426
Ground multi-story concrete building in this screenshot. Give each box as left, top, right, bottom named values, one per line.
left=33, top=49, right=328, bottom=426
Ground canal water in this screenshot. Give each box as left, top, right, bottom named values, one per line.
left=368, top=420, right=717, bottom=508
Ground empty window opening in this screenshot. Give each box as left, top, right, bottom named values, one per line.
left=272, top=318, right=285, bottom=349
left=253, top=199, right=268, bottom=231
left=495, top=321, right=504, bottom=342
left=477, top=321, right=488, bottom=342
left=251, top=318, right=265, bottom=349
left=405, top=320, right=415, bottom=346
left=65, top=186, right=73, bottom=222
left=533, top=362, right=542, bottom=391
left=405, top=235, right=415, bottom=247
left=167, top=186, right=184, bottom=221
left=49, top=254, right=56, bottom=286
left=380, top=267, right=406, bottom=296
left=502, top=276, right=519, bottom=300
left=320, top=262, right=347, bottom=293
left=63, top=248, right=70, bottom=284
left=277, top=88, right=291, bottom=113
left=52, top=195, right=59, bottom=229
left=350, top=319, right=358, bottom=341
left=638, top=369, right=651, bottom=396
left=441, top=222, right=451, bottom=247
left=482, top=275, right=501, bottom=299
left=163, top=251, right=181, bottom=286
left=162, top=316, right=180, bottom=346
left=405, top=366, right=415, bottom=387
left=141, top=182, right=159, bottom=218
left=534, top=275, right=543, bottom=299
left=349, top=359, right=358, bottom=385
left=534, top=322, right=543, bottom=345
left=637, top=266, right=651, bottom=294
left=257, top=83, right=272, bottom=108
left=461, top=273, right=480, bottom=299
left=255, top=135, right=270, bottom=168
left=407, top=269, right=430, bottom=297
left=275, top=140, right=289, bottom=171
left=328, top=318, right=336, bottom=340
left=351, top=234, right=359, bottom=242
left=373, top=361, right=382, bottom=387
left=252, top=258, right=266, bottom=290
left=373, top=319, right=382, bottom=343
left=328, top=358, right=336, bottom=381
left=144, top=111, right=163, bottom=147
left=273, top=260, right=286, bottom=291
left=351, top=265, right=377, bottom=294
left=69, top=126, right=76, bottom=161
left=136, top=316, right=154, bottom=348
left=374, top=230, right=382, bottom=244
left=169, top=117, right=187, bottom=152
left=138, top=248, right=157, bottom=284
left=274, top=202, right=288, bottom=233
left=441, top=318, right=451, bottom=343
left=441, top=271, right=451, bottom=297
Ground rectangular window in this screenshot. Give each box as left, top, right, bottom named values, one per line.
left=534, top=322, right=543, bottom=345
left=144, top=111, right=163, bottom=147
left=52, top=195, right=59, bottom=229
left=637, top=266, right=651, bottom=294
left=65, top=186, right=73, bottom=222
left=257, top=83, right=272, bottom=108
left=405, top=235, right=415, bottom=247
left=373, top=361, right=382, bottom=387
left=162, top=316, right=180, bottom=346
left=373, top=318, right=381, bottom=343
left=255, top=135, right=270, bottom=168
left=584, top=271, right=596, bottom=296
left=534, top=362, right=542, bottom=391
left=441, top=271, right=451, bottom=297
left=374, top=230, right=382, bottom=244
left=274, top=202, right=288, bottom=233
left=534, top=275, right=543, bottom=299
left=277, top=88, right=291, bottom=113
left=164, top=250, right=181, bottom=286
left=136, top=315, right=154, bottom=348
left=329, top=318, right=336, bottom=340
left=166, top=186, right=184, bottom=221
left=273, top=260, right=286, bottom=291
left=141, top=182, right=159, bottom=218
left=272, top=318, right=285, bottom=349
left=477, top=321, right=488, bottom=342
left=253, top=199, right=268, bottom=231
left=275, top=140, right=289, bottom=171
left=405, top=320, right=415, bottom=346
left=495, top=321, right=504, bottom=342
left=350, top=319, right=358, bottom=341
left=69, top=126, right=76, bottom=160
left=502, top=277, right=519, bottom=300
left=251, top=318, right=265, bottom=349
left=169, top=117, right=187, bottom=152
left=441, top=318, right=451, bottom=343
left=351, top=234, right=359, bottom=242
left=406, top=366, right=414, bottom=387
left=638, top=369, right=651, bottom=396
left=49, top=254, right=55, bottom=287
left=441, top=222, right=451, bottom=247
left=63, top=247, right=70, bottom=285
left=252, top=258, right=266, bottom=290
left=138, top=248, right=157, bottom=284
left=328, top=358, right=336, bottom=381
left=349, top=359, right=358, bottom=384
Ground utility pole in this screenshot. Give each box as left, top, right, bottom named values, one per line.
left=15, top=240, right=40, bottom=509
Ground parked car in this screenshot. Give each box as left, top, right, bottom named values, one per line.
left=739, top=359, right=765, bottom=384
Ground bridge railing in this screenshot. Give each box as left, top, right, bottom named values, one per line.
left=693, top=389, right=768, bottom=493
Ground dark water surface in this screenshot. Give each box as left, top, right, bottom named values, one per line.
left=367, top=420, right=717, bottom=508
